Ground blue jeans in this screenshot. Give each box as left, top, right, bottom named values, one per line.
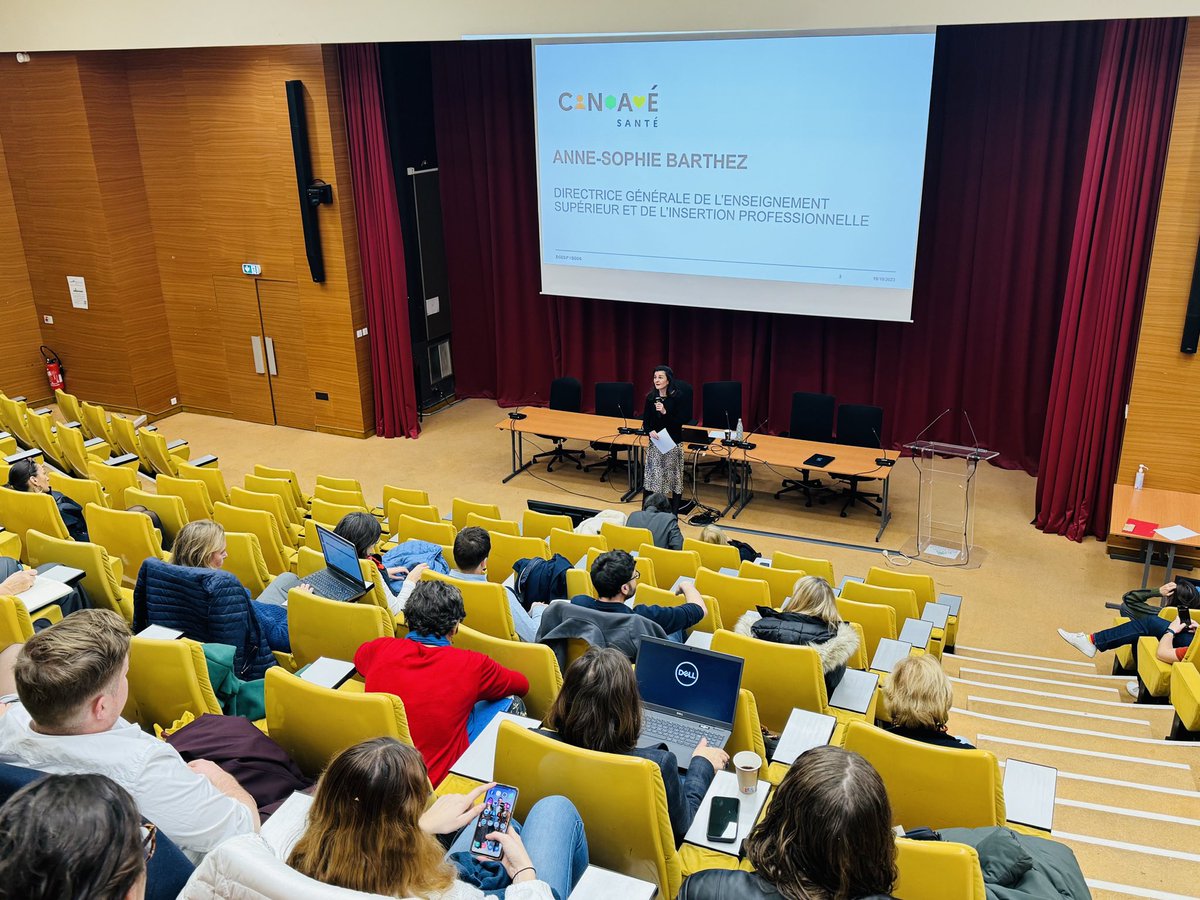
left=447, top=795, right=589, bottom=899
left=1093, top=616, right=1182, bottom=652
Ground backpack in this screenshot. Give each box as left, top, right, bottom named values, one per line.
left=512, top=554, right=573, bottom=610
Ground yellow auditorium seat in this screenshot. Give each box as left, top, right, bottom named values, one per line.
left=487, top=532, right=549, bottom=585
left=382, top=484, right=428, bottom=511
left=253, top=464, right=311, bottom=509
left=285, top=587, right=394, bottom=670
left=265, top=666, right=412, bottom=778
left=155, top=474, right=215, bottom=521
left=0, top=394, right=37, bottom=449
left=695, top=567, right=770, bottom=631
left=600, top=521, right=654, bottom=553
left=836, top=595, right=899, bottom=663
left=124, top=488, right=188, bottom=546
left=0, top=489, right=71, bottom=561
left=0, top=532, right=20, bottom=561
left=229, top=487, right=303, bottom=547
left=772, top=551, right=835, bottom=585
left=1169, top=661, right=1200, bottom=739
left=84, top=503, right=167, bottom=588
left=452, top=497, right=502, bottom=531
left=387, top=499, right=442, bottom=535
left=0, top=595, right=57, bottom=645
left=214, top=502, right=297, bottom=576
left=683, top=537, right=742, bottom=572
left=127, top=636, right=223, bottom=732
left=177, top=461, right=231, bottom=505
left=727, top=688, right=768, bottom=762
left=841, top=580, right=943, bottom=658
left=48, top=470, right=108, bottom=512
left=25, top=409, right=72, bottom=472
left=1137, top=623, right=1199, bottom=701
left=106, top=412, right=141, bottom=459
left=453, top=623, right=563, bottom=718
left=865, top=566, right=959, bottom=649
left=843, top=720, right=1005, bottom=829
left=394, top=514, right=457, bottom=546
left=424, top=570, right=519, bottom=642
left=137, top=427, right=193, bottom=477
left=223, top=531, right=272, bottom=598
left=309, top=497, right=362, bottom=528
left=522, top=509, right=572, bottom=539
left=737, top=559, right=806, bottom=606
left=548, top=528, right=607, bottom=564
left=894, top=836, right=987, bottom=900
left=0, top=433, right=16, bottom=458
left=465, top=512, right=521, bottom=535
left=54, top=388, right=83, bottom=424
left=634, top=583, right=721, bottom=634
left=566, top=568, right=596, bottom=599
left=637, top=544, right=700, bottom=591
left=87, top=459, right=139, bottom=510
left=312, top=484, right=371, bottom=513
left=1112, top=607, right=1173, bottom=675
left=243, top=475, right=305, bottom=527
left=55, top=422, right=112, bottom=479
left=26, top=529, right=132, bottom=622
left=494, top=720, right=681, bottom=899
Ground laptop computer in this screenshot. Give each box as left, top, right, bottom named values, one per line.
left=681, top=426, right=716, bottom=447
left=301, top=525, right=370, bottom=602
left=634, top=637, right=744, bottom=764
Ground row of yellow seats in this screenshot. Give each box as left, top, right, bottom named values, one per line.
left=56, top=389, right=197, bottom=479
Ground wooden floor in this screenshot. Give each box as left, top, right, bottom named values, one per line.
left=150, top=399, right=1199, bottom=899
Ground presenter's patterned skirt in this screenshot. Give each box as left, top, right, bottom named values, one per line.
left=644, top=443, right=684, bottom=495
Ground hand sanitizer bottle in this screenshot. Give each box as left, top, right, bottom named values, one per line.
left=1134, top=464, right=1147, bottom=490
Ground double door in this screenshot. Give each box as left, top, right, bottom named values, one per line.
left=214, top=276, right=313, bottom=430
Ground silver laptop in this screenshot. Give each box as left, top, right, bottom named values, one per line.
left=301, top=525, right=369, bottom=602
left=635, top=637, right=744, bottom=764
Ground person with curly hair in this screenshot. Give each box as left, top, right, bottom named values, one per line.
left=354, top=581, right=529, bottom=785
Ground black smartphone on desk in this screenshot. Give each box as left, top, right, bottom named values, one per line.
left=470, top=784, right=518, bottom=859
left=1181, top=607, right=1192, bottom=628
left=706, top=795, right=740, bottom=843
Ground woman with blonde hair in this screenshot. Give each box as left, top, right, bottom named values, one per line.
left=734, top=574, right=859, bottom=693
left=883, top=653, right=973, bottom=749
left=287, top=737, right=588, bottom=899
left=697, top=523, right=759, bottom=562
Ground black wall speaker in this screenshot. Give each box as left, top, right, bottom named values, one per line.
left=285, top=80, right=328, bottom=284
left=1180, top=231, right=1200, bottom=353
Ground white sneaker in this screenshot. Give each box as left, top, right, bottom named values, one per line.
left=1126, top=680, right=1140, bottom=699
left=1057, top=628, right=1097, bottom=658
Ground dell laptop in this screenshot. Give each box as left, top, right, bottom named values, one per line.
left=635, top=637, right=744, bottom=764
left=301, top=524, right=370, bottom=602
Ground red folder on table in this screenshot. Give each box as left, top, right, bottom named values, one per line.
left=1122, top=518, right=1159, bottom=538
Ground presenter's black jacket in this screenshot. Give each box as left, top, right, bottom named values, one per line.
left=680, top=871, right=894, bottom=900
left=642, top=390, right=687, bottom=442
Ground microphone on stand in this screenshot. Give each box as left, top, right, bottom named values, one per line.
left=872, top=427, right=895, bottom=467
left=908, top=408, right=951, bottom=445
left=618, top=403, right=640, bottom=436
left=508, top=390, right=540, bottom=421
left=962, top=409, right=983, bottom=459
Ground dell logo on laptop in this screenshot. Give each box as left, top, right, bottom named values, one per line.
left=675, top=661, right=699, bottom=687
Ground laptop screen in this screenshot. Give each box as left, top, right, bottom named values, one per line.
left=316, top=525, right=366, bottom=587
left=635, top=637, right=742, bottom=724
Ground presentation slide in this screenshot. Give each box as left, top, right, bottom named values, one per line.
left=532, top=32, right=936, bottom=321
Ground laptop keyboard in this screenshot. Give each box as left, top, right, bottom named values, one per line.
left=643, top=714, right=723, bottom=750
left=302, top=569, right=359, bottom=601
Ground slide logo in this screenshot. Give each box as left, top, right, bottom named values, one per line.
left=558, top=86, right=659, bottom=113
left=675, top=661, right=699, bottom=688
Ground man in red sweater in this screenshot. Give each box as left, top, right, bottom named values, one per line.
left=355, top=580, right=529, bottom=785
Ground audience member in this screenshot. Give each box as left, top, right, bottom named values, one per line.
left=0, top=555, right=90, bottom=623
left=679, top=745, right=897, bottom=900
left=280, top=738, right=587, bottom=899
left=698, top=523, right=759, bottom=562
left=1059, top=580, right=1198, bottom=664
left=0, top=773, right=149, bottom=900
left=883, top=653, right=974, bottom=750
left=734, top=575, right=859, bottom=693
left=627, top=492, right=684, bottom=550
left=569, top=549, right=706, bottom=641
left=542, top=647, right=726, bottom=843
left=133, top=520, right=289, bottom=677
left=0, top=609, right=258, bottom=860
left=127, top=504, right=171, bottom=552
left=442, top=526, right=542, bottom=641
left=6, top=457, right=88, bottom=542
left=354, top=581, right=529, bottom=785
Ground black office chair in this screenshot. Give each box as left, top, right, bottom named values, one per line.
left=775, top=391, right=836, bottom=506
left=674, top=379, right=696, bottom=426
left=699, top=381, right=743, bottom=483
left=532, top=377, right=585, bottom=472
left=835, top=403, right=884, bottom=516
left=583, top=382, right=636, bottom=483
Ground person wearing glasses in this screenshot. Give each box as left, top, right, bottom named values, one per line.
left=569, top=550, right=707, bottom=642
left=0, top=773, right=155, bottom=900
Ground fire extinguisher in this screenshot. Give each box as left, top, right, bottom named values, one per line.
left=41, top=346, right=65, bottom=393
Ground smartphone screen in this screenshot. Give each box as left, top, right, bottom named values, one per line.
left=1181, top=607, right=1192, bottom=627
left=470, top=784, right=518, bottom=859
left=706, top=795, right=740, bottom=843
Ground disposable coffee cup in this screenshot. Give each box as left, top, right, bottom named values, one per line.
left=733, top=750, right=762, bottom=794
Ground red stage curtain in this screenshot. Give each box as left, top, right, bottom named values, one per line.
left=339, top=44, right=421, bottom=438
left=1035, top=19, right=1186, bottom=541
left=431, top=24, right=1105, bottom=470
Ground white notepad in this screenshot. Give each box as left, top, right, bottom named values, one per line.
left=260, top=791, right=314, bottom=858
left=838, top=575, right=866, bottom=589
left=136, top=624, right=184, bottom=640
left=898, top=617, right=934, bottom=648
left=298, top=657, right=356, bottom=690
left=921, top=602, right=950, bottom=630
left=936, top=592, right=963, bottom=616
left=1003, top=758, right=1057, bottom=831
left=17, top=577, right=73, bottom=613
left=753, top=557, right=771, bottom=567
left=39, top=565, right=85, bottom=584
left=718, top=566, right=739, bottom=577
left=773, top=707, right=837, bottom=765
left=870, top=638, right=913, bottom=674
left=449, top=712, right=541, bottom=782
left=828, top=669, right=878, bottom=714
left=670, top=575, right=696, bottom=593
left=568, top=866, right=657, bottom=900
left=685, top=630, right=713, bottom=650
left=684, top=770, right=770, bottom=854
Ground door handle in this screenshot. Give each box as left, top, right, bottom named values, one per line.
left=250, top=336, right=265, bottom=375
left=264, top=337, right=278, bottom=376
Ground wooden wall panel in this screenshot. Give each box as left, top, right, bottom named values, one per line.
left=0, top=130, right=50, bottom=402
left=1116, top=21, right=1200, bottom=496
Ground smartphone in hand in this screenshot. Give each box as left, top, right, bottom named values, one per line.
left=706, top=795, right=740, bottom=844
left=470, top=784, right=518, bottom=860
